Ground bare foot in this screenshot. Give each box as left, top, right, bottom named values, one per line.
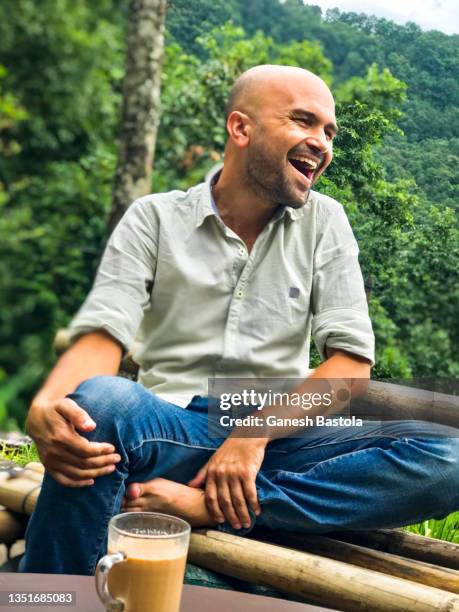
left=120, top=478, right=218, bottom=528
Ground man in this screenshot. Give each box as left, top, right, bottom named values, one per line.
left=21, top=65, right=458, bottom=574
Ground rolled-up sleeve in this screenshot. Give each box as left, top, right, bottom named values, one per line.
left=68, top=198, right=157, bottom=353
left=311, top=202, right=375, bottom=365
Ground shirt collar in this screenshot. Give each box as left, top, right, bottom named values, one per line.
left=284, top=206, right=305, bottom=220
left=195, top=164, right=223, bottom=228
left=195, top=163, right=307, bottom=227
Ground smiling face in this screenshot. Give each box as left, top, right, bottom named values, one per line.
left=227, top=67, right=337, bottom=208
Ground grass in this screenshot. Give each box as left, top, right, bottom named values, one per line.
left=1, top=443, right=458, bottom=544
left=0, top=441, right=40, bottom=467
left=404, top=513, right=459, bottom=543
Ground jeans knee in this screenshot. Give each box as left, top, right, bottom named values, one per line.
left=69, top=375, right=142, bottom=429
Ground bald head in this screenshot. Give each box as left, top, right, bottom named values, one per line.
left=219, top=64, right=337, bottom=209
left=225, top=65, right=333, bottom=121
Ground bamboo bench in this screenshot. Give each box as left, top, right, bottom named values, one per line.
left=0, top=471, right=458, bottom=611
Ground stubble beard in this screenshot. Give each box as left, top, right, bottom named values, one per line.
left=245, top=144, right=309, bottom=209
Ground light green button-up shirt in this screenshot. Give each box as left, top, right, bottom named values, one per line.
left=69, top=170, right=375, bottom=407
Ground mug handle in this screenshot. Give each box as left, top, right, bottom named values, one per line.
left=95, top=551, right=126, bottom=611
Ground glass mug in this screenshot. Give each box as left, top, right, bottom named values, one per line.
left=96, top=512, right=191, bottom=612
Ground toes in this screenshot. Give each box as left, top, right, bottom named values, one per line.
left=125, top=483, right=142, bottom=500
left=123, top=496, right=146, bottom=511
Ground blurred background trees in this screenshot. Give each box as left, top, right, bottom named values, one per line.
left=0, top=0, right=457, bottom=428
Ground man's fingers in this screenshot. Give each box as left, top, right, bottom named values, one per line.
left=204, top=477, right=225, bottom=523
left=55, top=398, right=96, bottom=431
left=51, top=461, right=117, bottom=481
left=216, top=480, right=242, bottom=529
left=228, top=478, right=251, bottom=528
left=53, top=398, right=116, bottom=456
left=48, top=470, right=95, bottom=488
left=241, top=477, right=261, bottom=516
left=58, top=431, right=116, bottom=458
left=47, top=447, right=121, bottom=472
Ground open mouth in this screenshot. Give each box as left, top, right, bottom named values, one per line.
left=288, top=155, right=318, bottom=183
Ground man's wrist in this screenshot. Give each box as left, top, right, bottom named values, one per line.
left=251, top=436, right=270, bottom=448
left=228, top=430, right=269, bottom=448
left=30, top=395, right=53, bottom=412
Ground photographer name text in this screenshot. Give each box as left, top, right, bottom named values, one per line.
left=219, top=414, right=363, bottom=428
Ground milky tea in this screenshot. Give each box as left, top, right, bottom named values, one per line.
left=96, top=513, right=190, bottom=612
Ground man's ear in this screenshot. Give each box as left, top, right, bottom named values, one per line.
left=226, top=111, right=251, bottom=148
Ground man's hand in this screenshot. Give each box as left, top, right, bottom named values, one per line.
left=26, top=398, right=121, bottom=488
left=188, top=437, right=266, bottom=530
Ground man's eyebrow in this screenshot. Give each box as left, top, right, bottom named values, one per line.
left=290, top=109, right=339, bottom=135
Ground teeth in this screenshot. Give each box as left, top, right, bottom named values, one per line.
left=289, top=155, right=318, bottom=169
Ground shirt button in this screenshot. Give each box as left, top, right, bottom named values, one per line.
left=238, top=248, right=245, bottom=256
left=236, top=290, right=243, bottom=299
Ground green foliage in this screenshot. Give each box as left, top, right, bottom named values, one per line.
left=405, top=512, right=459, bottom=543
left=0, top=0, right=124, bottom=427
left=0, top=148, right=117, bottom=426
left=379, top=134, right=459, bottom=212
left=336, top=63, right=407, bottom=125
left=0, top=65, right=28, bottom=158
left=389, top=205, right=459, bottom=376
left=0, top=0, right=124, bottom=176
left=166, top=0, right=241, bottom=57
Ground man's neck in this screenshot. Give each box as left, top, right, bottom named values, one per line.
left=211, top=168, right=279, bottom=250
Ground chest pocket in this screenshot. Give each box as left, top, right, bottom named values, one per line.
left=238, top=279, right=311, bottom=345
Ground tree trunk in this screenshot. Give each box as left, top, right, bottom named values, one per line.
left=108, top=0, right=167, bottom=234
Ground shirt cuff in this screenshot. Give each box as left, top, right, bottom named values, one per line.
left=67, top=287, right=144, bottom=355
left=312, top=307, right=375, bottom=366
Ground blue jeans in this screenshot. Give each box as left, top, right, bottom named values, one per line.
left=20, top=375, right=459, bottom=575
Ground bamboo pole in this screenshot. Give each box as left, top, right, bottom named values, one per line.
left=353, top=381, right=459, bottom=427
left=0, top=470, right=43, bottom=515
left=0, top=466, right=42, bottom=543
left=189, top=530, right=459, bottom=612
left=24, top=462, right=44, bottom=474
left=0, top=508, right=27, bottom=544
left=329, top=529, right=459, bottom=571
left=20, top=468, right=44, bottom=484
left=252, top=529, right=459, bottom=595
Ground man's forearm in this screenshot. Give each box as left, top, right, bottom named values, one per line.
left=230, top=349, right=371, bottom=446
left=33, top=330, right=123, bottom=406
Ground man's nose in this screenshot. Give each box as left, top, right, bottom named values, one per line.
left=305, top=131, right=330, bottom=157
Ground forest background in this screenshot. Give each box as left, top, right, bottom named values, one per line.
left=0, top=0, right=458, bottom=431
